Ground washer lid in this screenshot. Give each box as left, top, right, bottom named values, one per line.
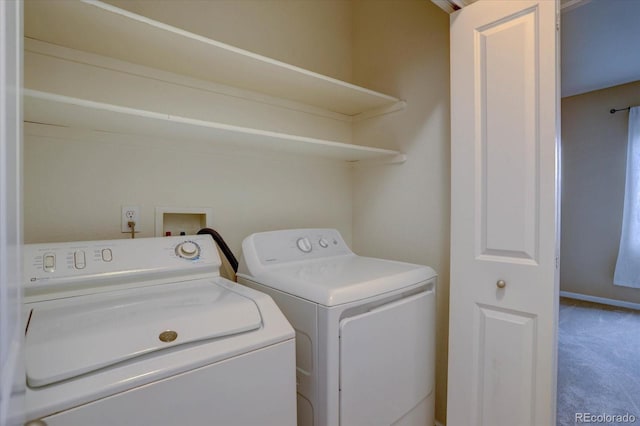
left=242, top=255, right=436, bottom=306
left=25, top=280, right=262, bottom=388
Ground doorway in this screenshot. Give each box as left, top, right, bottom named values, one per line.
left=558, top=0, right=640, bottom=423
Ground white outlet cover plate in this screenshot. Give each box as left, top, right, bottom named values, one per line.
left=121, top=205, right=140, bottom=233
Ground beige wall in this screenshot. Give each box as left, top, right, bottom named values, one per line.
left=351, top=1, right=450, bottom=423
left=104, top=0, right=353, bottom=82
left=561, top=80, right=640, bottom=304
left=24, top=0, right=355, bottom=254
left=24, top=123, right=353, bottom=256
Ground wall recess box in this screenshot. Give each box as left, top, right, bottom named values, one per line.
left=155, top=207, right=213, bottom=237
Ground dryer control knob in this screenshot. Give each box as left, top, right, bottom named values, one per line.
left=176, top=241, right=200, bottom=259
left=296, top=237, right=312, bottom=253
left=318, top=238, right=329, bottom=248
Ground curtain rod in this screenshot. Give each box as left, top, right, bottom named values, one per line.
left=610, top=106, right=631, bottom=114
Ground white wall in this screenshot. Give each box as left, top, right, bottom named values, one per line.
left=351, top=1, right=450, bottom=423
left=561, top=80, right=640, bottom=304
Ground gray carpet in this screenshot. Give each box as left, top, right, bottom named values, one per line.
left=557, top=298, right=640, bottom=425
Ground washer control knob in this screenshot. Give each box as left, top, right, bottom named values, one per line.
left=318, top=238, right=329, bottom=248
left=176, top=241, right=200, bottom=259
left=296, top=237, right=312, bottom=253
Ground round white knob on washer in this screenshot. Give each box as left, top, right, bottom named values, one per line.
left=177, top=241, right=200, bottom=259
left=296, top=237, right=312, bottom=253
left=318, top=238, right=329, bottom=248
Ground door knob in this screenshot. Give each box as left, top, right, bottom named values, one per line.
left=496, top=280, right=506, bottom=289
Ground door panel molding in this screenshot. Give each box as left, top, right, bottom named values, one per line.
left=476, top=304, right=537, bottom=425
left=475, top=6, right=540, bottom=264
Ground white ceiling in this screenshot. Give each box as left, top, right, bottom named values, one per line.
left=562, top=0, right=640, bottom=97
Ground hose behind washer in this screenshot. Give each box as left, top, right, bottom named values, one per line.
left=197, top=228, right=239, bottom=272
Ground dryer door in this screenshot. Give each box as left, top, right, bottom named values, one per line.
left=339, top=289, right=435, bottom=426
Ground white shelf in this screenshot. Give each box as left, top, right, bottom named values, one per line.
left=24, top=90, right=405, bottom=163
left=24, top=0, right=401, bottom=116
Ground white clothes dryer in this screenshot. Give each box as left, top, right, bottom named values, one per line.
left=237, top=229, right=437, bottom=426
left=22, top=235, right=296, bottom=426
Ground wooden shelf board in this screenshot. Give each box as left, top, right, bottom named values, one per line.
left=23, top=90, right=403, bottom=162
left=24, top=0, right=401, bottom=116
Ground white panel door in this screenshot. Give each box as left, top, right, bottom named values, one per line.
left=448, top=1, right=559, bottom=425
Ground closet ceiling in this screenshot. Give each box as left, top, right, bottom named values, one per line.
left=562, top=0, right=640, bottom=97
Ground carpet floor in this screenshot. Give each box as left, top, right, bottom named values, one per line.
left=557, top=297, right=640, bottom=425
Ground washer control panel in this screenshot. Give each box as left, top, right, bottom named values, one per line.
left=24, top=236, right=219, bottom=301
left=250, top=229, right=352, bottom=266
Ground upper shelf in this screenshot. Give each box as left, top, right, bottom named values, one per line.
left=24, top=90, right=405, bottom=163
left=24, top=0, right=400, bottom=116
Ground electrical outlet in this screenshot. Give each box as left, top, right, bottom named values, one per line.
left=121, top=206, right=140, bottom=233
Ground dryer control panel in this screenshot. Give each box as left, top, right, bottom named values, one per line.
left=24, top=236, right=220, bottom=301
left=242, top=228, right=353, bottom=268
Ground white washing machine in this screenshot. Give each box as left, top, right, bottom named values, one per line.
left=22, top=235, right=296, bottom=426
left=237, top=229, right=437, bottom=426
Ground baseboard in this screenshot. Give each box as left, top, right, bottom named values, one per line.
left=560, top=291, right=640, bottom=311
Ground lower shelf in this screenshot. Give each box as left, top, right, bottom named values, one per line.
left=23, top=90, right=405, bottom=163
